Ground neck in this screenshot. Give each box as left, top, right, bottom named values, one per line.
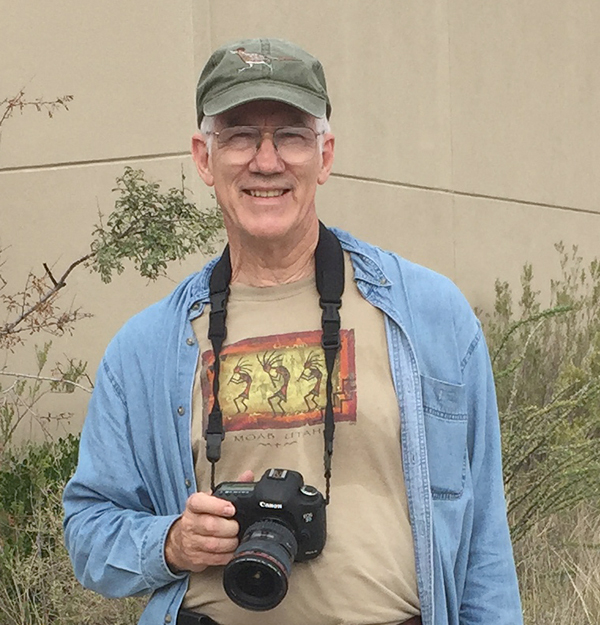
left=227, top=220, right=319, bottom=287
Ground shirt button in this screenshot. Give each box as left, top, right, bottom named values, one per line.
left=185, top=479, right=192, bottom=488
left=165, top=615, right=172, bottom=623
left=177, top=406, right=185, bottom=416
left=191, top=302, right=201, bottom=311
left=186, top=337, right=195, bottom=346
left=380, top=277, right=387, bottom=285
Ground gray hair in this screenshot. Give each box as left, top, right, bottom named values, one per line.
left=200, top=113, right=331, bottom=155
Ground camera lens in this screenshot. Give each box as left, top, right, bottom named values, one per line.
left=223, top=520, right=298, bottom=611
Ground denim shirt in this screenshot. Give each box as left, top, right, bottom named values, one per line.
left=63, top=228, right=523, bottom=625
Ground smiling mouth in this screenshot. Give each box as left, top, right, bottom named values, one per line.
left=245, top=189, right=289, bottom=198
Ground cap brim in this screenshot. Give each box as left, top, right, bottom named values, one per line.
left=203, top=81, right=328, bottom=118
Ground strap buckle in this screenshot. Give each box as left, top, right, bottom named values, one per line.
left=320, top=300, right=341, bottom=322
left=206, top=432, right=224, bottom=463
left=205, top=408, right=225, bottom=463
left=209, top=290, right=228, bottom=314
left=208, top=291, right=229, bottom=343
left=320, top=300, right=341, bottom=350
left=322, top=332, right=340, bottom=350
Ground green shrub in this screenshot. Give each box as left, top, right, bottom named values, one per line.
left=481, top=243, right=600, bottom=542
left=0, top=438, right=146, bottom=625
left=0, top=488, right=145, bottom=625
left=0, top=434, right=78, bottom=556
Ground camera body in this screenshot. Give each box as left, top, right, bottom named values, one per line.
left=213, top=468, right=326, bottom=562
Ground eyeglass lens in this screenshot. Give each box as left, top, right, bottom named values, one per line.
left=215, top=127, right=318, bottom=164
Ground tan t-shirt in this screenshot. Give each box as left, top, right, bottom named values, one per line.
left=184, top=254, right=419, bottom=625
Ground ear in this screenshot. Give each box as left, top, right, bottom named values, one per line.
left=191, top=132, right=214, bottom=187
left=317, top=133, right=335, bottom=185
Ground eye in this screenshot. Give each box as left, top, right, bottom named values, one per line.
left=275, top=128, right=315, bottom=148
left=230, top=129, right=256, bottom=140
left=218, top=127, right=258, bottom=148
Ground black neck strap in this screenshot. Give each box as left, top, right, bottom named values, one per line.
left=205, top=222, right=344, bottom=503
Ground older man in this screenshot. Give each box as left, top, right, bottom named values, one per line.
left=64, top=39, right=522, bottom=625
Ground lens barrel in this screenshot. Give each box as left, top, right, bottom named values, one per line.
left=223, top=520, right=298, bottom=611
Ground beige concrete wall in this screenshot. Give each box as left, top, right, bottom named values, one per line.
left=1, top=0, right=598, bottom=437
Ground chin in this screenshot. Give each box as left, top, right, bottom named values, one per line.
left=246, top=223, right=293, bottom=243
left=242, top=213, right=302, bottom=242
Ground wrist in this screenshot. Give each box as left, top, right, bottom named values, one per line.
left=165, top=518, right=186, bottom=574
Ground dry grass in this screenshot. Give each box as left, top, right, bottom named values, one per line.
left=516, top=503, right=600, bottom=625
left=0, top=489, right=145, bottom=625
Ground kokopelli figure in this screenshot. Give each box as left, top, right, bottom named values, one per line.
left=228, top=358, right=253, bottom=413
left=257, top=351, right=290, bottom=415
left=298, top=351, right=324, bottom=411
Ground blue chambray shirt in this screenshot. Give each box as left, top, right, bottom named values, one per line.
left=63, top=228, right=523, bottom=625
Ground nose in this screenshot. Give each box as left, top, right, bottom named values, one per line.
left=249, top=134, right=285, bottom=174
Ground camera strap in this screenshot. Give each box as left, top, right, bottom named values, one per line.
left=205, top=221, right=344, bottom=503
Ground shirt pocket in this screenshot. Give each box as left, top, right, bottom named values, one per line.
left=421, top=375, right=468, bottom=499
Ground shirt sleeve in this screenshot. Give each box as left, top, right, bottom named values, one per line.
left=63, top=356, right=187, bottom=597
left=459, top=330, right=523, bottom=624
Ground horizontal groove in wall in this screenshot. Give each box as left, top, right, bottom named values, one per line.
left=1, top=159, right=597, bottom=218
left=0, top=151, right=191, bottom=174
left=330, top=172, right=599, bottom=217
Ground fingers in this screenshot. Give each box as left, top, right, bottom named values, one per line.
left=236, top=469, right=254, bottom=482
left=164, top=470, right=256, bottom=573
left=187, top=491, right=236, bottom=518
left=165, top=492, right=240, bottom=574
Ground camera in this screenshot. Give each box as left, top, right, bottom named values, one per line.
left=213, top=468, right=326, bottom=611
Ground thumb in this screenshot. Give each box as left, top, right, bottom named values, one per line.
left=236, top=469, right=254, bottom=482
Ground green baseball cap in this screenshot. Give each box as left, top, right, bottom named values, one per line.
left=196, top=38, right=331, bottom=126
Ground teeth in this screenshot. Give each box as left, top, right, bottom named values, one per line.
left=248, top=189, right=285, bottom=197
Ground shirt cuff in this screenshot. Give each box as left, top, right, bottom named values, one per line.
left=141, top=514, right=189, bottom=586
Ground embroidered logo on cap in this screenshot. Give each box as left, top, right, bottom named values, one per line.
left=230, top=47, right=296, bottom=73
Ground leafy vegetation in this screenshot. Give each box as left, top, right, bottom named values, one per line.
left=0, top=473, right=145, bottom=625
left=481, top=243, right=600, bottom=543
left=89, top=166, right=222, bottom=283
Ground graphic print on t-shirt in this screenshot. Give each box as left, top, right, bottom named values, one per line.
left=201, top=329, right=356, bottom=432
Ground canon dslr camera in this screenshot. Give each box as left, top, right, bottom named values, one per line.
left=213, top=468, right=326, bottom=611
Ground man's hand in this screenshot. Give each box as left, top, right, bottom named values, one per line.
left=165, top=470, right=254, bottom=574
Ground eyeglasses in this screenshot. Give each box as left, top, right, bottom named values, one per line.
left=210, top=126, right=322, bottom=165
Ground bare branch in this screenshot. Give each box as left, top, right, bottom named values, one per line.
left=0, top=252, right=93, bottom=339
left=0, top=371, right=92, bottom=394
left=0, top=90, right=74, bottom=129
left=43, top=263, right=59, bottom=287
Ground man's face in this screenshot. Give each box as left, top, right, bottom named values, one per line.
left=192, top=100, right=334, bottom=244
